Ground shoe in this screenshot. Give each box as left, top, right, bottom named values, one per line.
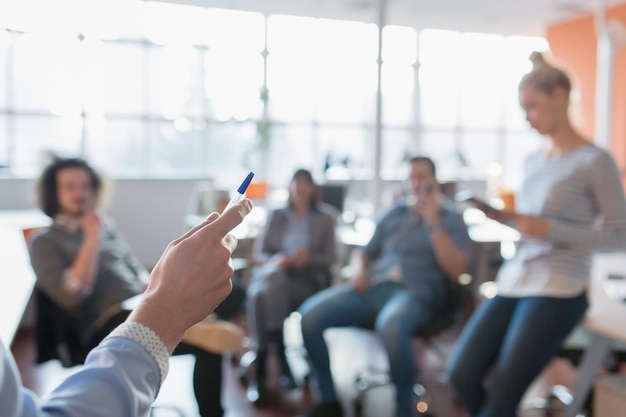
left=299, top=400, right=344, bottom=417
left=182, top=318, right=245, bottom=354
left=246, top=378, right=269, bottom=405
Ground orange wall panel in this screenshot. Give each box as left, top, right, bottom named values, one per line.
left=547, top=3, right=626, bottom=174
left=546, top=15, right=597, bottom=140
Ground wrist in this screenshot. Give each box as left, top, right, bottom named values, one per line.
left=428, top=221, right=443, bottom=234
left=83, top=234, right=100, bottom=245
left=128, top=298, right=186, bottom=354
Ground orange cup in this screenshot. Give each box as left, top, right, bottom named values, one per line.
left=499, top=188, right=515, bottom=211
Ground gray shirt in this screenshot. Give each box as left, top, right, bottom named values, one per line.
left=363, top=200, right=472, bottom=301
left=255, top=207, right=336, bottom=268
left=280, top=210, right=311, bottom=256
left=29, top=218, right=146, bottom=336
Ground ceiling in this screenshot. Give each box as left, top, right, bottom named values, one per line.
left=154, top=0, right=624, bottom=36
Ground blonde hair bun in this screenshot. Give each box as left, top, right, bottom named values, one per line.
left=529, top=51, right=546, bottom=69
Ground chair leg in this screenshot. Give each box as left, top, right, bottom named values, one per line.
left=352, top=367, right=392, bottom=417
left=352, top=376, right=439, bottom=417
left=354, top=392, right=365, bottom=417
left=238, top=350, right=257, bottom=386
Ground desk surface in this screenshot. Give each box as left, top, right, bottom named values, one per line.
left=0, top=210, right=51, bottom=229
left=582, top=253, right=626, bottom=344
left=0, top=227, right=37, bottom=346
left=467, top=219, right=520, bottom=243
left=0, top=210, right=51, bottom=347
left=583, top=310, right=626, bottom=344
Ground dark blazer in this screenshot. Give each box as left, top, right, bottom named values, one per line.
left=254, top=207, right=336, bottom=269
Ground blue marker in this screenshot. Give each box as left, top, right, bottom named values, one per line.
left=223, top=171, right=254, bottom=212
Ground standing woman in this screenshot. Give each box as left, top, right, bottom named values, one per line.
left=446, top=51, right=626, bottom=417
left=245, top=169, right=337, bottom=404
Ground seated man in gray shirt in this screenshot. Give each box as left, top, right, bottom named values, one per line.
left=297, top=156, right=472, bottom=417
left=28, top=157, right=239, bottom=417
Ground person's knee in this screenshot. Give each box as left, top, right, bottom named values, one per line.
left=376, top=306, right=420, bottom=355
left=299, top=307, right=320, bottom=338
left=377, top=320, right=404, bottom=354
left=299, top=296, right=331, bottom=340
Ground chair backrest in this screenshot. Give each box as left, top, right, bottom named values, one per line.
left=22, top=226, right=88, bottom=368
left=415, top=283, right=469, bottom=339
left=22, top=226, right=46, bottom=246
left=34, top=288, right=88, bottom=367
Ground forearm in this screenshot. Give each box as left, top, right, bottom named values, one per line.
left=547, top=220, right=626, bottom=251
left=429, top=226, right=468, bottom=280
left=69, top=237, right=100, bottom=289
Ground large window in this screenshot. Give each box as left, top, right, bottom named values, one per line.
left=0, top=0, right=549, bottom=195
left=418, top=29, right=549, bottom=189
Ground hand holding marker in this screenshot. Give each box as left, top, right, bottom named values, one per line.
left=223, top=172, right=254, bottom=212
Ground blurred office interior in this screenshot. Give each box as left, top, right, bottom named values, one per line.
left=0, top=0, right=593, bottom=267
left=3, top=1, right=626, bottom=415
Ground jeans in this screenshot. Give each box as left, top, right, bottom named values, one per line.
left=445, top=292, right=588, bottom=417
left=299, top=281, right=442, bottom=417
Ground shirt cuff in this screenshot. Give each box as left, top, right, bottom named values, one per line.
left=61, top=269, right=92, bottom=300
left=108, top=322, right=170, bottom=384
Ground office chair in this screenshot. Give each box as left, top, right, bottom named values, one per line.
left=351, top=283, right=472, bottom=417
left=35, top=288, right=89, bottom=367
left=22, top=226, right=87, bottom=367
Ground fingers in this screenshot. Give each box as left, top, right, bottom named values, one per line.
left=222, top=233, right=238, bottom=253
left=172, top=199, right=251, bottom=247
left=173, top=212, right=220, bottom=245
left=203, top=199, right=253, bottom=238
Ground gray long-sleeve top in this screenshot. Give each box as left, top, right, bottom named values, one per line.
left=497, top=143, right=626, bottom=297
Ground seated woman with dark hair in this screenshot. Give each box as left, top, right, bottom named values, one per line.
left=245, top=169, right=337, bottom=404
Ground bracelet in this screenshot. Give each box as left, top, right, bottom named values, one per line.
left=428, top=221, right=443, bottom=233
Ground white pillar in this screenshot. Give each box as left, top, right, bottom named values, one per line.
left=594, top=0, right=626, bottom=149
left=372, top=0, right=387, bottom=215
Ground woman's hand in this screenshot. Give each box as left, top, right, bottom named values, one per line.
left=290, top=248, right=311, bottom=268
left=509, top=213, right=550, bottom=239
left=81, top=211, right=102, bottom=242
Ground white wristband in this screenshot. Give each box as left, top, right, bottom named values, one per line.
left=109, top=322, right=170, bottom=384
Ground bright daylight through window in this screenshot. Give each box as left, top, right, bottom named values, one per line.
left=0, top=0, right=547, bottom=192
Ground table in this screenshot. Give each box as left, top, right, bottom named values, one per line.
left=0, top=228, right=37, bottom=346
left=0, top=210, right=51, bottom=346
left=564, top=252, right=626, bottom=417
left=0, top=209, right=50, bottom=230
